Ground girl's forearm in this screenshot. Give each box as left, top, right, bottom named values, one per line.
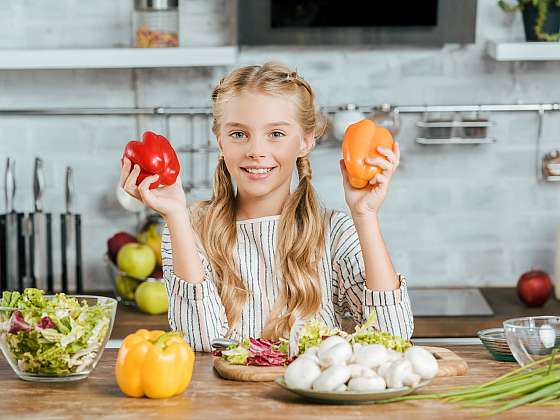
left=164, top=209, right=205, bottom=284
left=352, top=213, right=400, bottom=291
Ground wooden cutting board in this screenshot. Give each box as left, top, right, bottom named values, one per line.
left=213, top=346, right=468, bottom=382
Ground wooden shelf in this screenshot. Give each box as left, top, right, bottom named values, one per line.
left=0, top=47, right=238, bottom=70
left=487, top=40, right=560, bottom=61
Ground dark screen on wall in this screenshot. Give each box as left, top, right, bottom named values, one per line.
left=271, top=0, right=439, bottom=28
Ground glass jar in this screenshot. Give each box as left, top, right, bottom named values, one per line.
left=133, top=0, right=179, bottom=48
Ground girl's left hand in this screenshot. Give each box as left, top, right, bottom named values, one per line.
left=340, top=142, right=400, bottom=218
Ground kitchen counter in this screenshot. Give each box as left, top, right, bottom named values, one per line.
left=110, top=288, right=560, bottom=339
left=1, top=345, right=558, bottom=419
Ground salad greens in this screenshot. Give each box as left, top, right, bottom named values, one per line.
left=0, top=289, right=113, bottom=375
left=296, top=311, right=411, bottom=355
left=297, top=319, right=343, bottom=354
left=350, top=312, right=412, bottom=352
left=221, top=337, right=290, bottom=366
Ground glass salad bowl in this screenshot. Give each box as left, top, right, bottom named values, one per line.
left=0, top=290, right=117, bottom=382
left=503, top=316, right=560, bottom=367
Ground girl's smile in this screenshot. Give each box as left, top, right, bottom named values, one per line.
left=240, top=165, right=278, bottom=180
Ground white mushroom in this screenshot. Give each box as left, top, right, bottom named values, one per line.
left=334, top=383, right=347, bottom=392
left=317, top=336, right=348, bottom=359
left=312, top=364, right=351, bottom=392
left=284, top=357, right=322, bottom=390
left=348, top=363, right=365, bottom=378
left=361, top=368, right=377, bottom=378
left=348, top=375, right=387, bottom=392
left=376, top=360, right=393, bottom=378
left=383, top=360, right=420, bottom=389
left=318, top=341, right=352, bottom=368
left=539, top=324, right=556, bottom=349
left=353, top=342, right=363, bottom=351
left=304, top=346, right=319, bottom=357
left=402, top=372, right=421, bottom=388
left=298, top=346, right=320, bottom=365
left=386, top=348, right=404, bottom=362
left=404, top=347, right=439, bottom=380
left=353, top=344, right=388, bottom=369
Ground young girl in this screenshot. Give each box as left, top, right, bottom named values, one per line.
left=119, top=62, right=413, bottom=352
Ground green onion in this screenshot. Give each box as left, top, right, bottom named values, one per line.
left=377, top=350, right=560, bottom=416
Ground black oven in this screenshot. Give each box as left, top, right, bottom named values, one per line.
left=238, top=0, right=477, bottom=46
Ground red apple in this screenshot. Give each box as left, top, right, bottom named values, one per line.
left=107, top=232, right=137, bottom=263
left=150, top=267, right=163, bottom=279
left=517, top=269, right=553, bottom=307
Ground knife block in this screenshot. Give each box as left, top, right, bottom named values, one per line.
left=0, top=212, right=83, bottom=294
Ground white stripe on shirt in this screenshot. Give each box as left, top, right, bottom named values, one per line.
left=162, top=209, right=414, bottom=352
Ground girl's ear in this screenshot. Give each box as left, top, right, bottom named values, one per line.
left=299, top=132, right=315, bottom=157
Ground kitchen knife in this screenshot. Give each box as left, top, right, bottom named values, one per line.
left=61, top=166, right=76, bottom=293
left=0, top=203, right=6, bottom=291
left=17, top=212, right=27, bottom=291
left=60, top=166, right=83, bottom=294
left=2, top=158, right=20, bottom=291
left=30, top=157, right=52, bottom=292
left=210, top=337, right=238, bottom=350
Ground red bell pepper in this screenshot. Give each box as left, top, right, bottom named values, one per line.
left=123, top=131, right=180, bottom=189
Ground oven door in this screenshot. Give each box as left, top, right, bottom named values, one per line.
left=238, top=0, right=477, bottom=46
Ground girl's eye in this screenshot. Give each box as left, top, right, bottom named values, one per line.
left=229, top=131, right=247, bottom=140
left=270, top=131, right=286, bottom=138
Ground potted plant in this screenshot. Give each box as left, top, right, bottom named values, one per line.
left=499, top=0, right=560, bottom=41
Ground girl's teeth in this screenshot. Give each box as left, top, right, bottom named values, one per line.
left=246, top=168, right=272, bottom=174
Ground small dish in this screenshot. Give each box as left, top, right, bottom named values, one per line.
left=274, top=377, right=431, bottom=404
left=478, top=328, right=515, bottom=362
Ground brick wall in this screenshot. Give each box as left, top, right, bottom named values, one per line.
left=1, top=0, right=559, bottom=290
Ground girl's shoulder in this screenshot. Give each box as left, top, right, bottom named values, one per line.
left=324, top=208, right=356, bottom=236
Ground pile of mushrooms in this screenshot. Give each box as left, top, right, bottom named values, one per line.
left=283, top=336, right=439, bottom=392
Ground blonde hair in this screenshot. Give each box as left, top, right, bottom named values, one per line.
left=192, top=62, right=328, bottom=339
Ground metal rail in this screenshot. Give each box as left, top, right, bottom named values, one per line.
left=1, top=102, right=560, bottom=116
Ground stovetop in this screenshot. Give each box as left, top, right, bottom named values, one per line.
left=408, top=288, right=494, bottom=317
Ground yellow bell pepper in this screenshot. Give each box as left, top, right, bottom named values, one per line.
left=115, top=329, right=195, bottom=399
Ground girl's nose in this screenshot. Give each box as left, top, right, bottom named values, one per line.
left=246, top=138, right=267, bottom=159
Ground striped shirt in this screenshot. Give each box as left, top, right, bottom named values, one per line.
left=162, top=209, right=414, bottom=352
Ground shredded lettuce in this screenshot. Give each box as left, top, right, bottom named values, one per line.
left=296, top=319, right=344, bottom=354
left=222, top=344, right=251, bottom=365
left=0, top=289, right=112, bottom=375
left=349, top=311, right=412, bottom=352
left=294, top=312, right=411, bottom=355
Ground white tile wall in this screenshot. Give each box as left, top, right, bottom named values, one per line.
left=1, top=0, right=560, bottom=290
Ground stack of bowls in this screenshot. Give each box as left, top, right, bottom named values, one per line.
left=478, top=328, right=516, bottom=362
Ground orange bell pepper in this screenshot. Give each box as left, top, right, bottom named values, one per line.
left=342, top=119, right=394, bottom=189
left=115, top=329, right=195, bottom=399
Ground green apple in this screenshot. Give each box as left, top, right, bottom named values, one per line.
left=135, top=280, right=168, bottom=315
left=115, top=275, right=139, bottom=301
left=117, top=243, right=156, bottom=279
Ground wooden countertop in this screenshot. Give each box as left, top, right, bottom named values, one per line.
left=1, top=345, right=558, bottom=419
left=110, top=288, right=560, bottom=339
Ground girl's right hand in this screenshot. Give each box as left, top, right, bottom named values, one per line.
left=119, top=157, right=187, bottom=218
